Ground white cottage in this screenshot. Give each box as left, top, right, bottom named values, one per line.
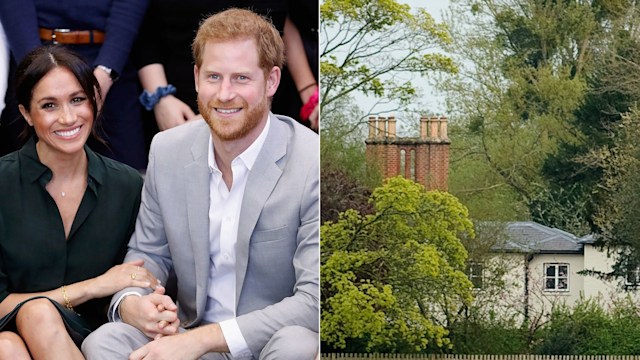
left=471, top=221, right=640, bottom=323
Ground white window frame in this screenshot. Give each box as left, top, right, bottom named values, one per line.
left=544, top=263, right=569, bottom=292
left=625, top=268, right=640, bottom=289
left=468, top=262, right=484, bottom=289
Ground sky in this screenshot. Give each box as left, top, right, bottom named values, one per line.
left=349, top=0, right=453, bottom=127
left=408, top=0, right=450, bottom=21
left=406, top=0, right=451, bottom=114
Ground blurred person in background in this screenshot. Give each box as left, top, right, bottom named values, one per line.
left=272, top=0, right=319, bottom=131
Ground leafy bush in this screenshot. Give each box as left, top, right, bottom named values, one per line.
left=535, top=297, right=640, bottom=354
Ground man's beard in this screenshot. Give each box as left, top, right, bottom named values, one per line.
left=198, top=94, right=269, bottom=141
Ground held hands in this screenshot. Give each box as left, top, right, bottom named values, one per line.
left=89, top=259, right=160, bottom=298
left=120, top=286, right=180, bottom=340
left=153, top=95, right=197, bottom=131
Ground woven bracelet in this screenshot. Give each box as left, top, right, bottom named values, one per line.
left=139, top=84, right=177, bottom=111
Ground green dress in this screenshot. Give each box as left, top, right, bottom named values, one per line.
left=0, top=137, right=143, bottom=342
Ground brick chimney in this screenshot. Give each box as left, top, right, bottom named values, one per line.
left=366, top=114, right=450, bottom=191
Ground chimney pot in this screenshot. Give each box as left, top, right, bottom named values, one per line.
left=440, top=116, right=448, bottom=140
left=420, top=115, right=428, bottom=139
left=430, top=117, right=439, bottom=139
left=368, top=116, right=376, bottom=140
left=378, top=116, right=388, bottom=139
left=388, top=116, right=396, bottom=138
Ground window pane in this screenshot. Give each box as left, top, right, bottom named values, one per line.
left=558, top=278, right=567, bottom=289
left=546, top=265, right=556, bottom=276
left=559, top=265, right=568, bottom=276
left=546, top=278, right=555, bottom=289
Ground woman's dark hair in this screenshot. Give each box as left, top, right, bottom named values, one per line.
left=16, top=45, right=104, bottom=143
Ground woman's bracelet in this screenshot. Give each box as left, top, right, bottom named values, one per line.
left=300, top=88, right=319, bottom=121
left=139, top=84, right=177, bottom=111
left=298, top=83, right=316, bottom=94
left=61, top=285, right=74, bottom=312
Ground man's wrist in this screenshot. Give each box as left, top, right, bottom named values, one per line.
left=193, top=323, right=229, bottom=354
left=112, top=292, right=142, bottom=323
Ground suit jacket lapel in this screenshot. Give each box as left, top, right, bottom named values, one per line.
left=235, top=114, right=287, bottom=305
left=185, top=125, right=212, bottom=317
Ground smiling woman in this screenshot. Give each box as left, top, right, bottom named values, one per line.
left=0, top=45, right=158, bottom=360
left=20, top=67, right=95, bottom=168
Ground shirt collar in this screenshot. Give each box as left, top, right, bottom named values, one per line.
left=208, top=115, right=271, bottom=172
left=19, top=136, right=106, bottom=193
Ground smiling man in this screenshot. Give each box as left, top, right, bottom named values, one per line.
left=82, top=8, right=319, bottom=360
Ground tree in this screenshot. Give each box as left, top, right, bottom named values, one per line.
left=580, top=108, right=640, bottom=278
left=320, top=95, right=380, bottom=224
left=439, top=0, right=640, bottom=234
left=321, top=167, right=375, bottom=224
left=538, top=1, right=640, bottom=237
left=447, top=122, right=530, bottom=221
left=321, top=0, right=457, bottom=118
left=321, top=176, right=475, bottom=352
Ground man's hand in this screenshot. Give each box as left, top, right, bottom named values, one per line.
left=128, top=324, right=228, bottom=360
left=120, top=286, right=179, bottom=339
left=128, top=331, right=202, bottom=360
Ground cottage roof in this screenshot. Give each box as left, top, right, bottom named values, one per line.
left=495, top=221, right=583, bottom=254
left=577, top=234, right=596, bottom=245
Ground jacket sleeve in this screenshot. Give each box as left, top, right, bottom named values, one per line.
left=0, top=0, right=41, bottom=62
left=94, top=0, right=150, bottom=74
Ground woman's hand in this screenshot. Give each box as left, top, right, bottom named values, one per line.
left=153, top=95, right=197, bottom=131
left=88, top=259, right=160, bottom=298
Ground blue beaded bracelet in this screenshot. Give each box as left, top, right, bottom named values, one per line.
left=139, top=84, right=177, bottom=111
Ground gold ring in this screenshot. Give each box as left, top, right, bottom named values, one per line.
left=130, top=273, right=137, bottom=280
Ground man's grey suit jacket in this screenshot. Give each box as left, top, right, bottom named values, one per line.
left=108, top=113, right=319, bottom=358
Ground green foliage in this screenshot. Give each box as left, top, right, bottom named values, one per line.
left=449, top=319, right=529, bottom=354
left=538, top=3, right=640, bottom=239
left=320, top=96, right=380, bottom=224
left=535, top=297, right=640, bottom=354
left=447, top=123, right=530, bottom=221
left=439, top=0, right=640, bottom=233
left=584, top=108, right=640, bottom=277
left=321, top=0, right=457, bottom=114
left=320, top=96, right=373, bottom=183
left=321, top=177, right=475, bottom=352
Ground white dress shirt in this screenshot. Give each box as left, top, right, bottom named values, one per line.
left=206, top=116, right=270, bottom=358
